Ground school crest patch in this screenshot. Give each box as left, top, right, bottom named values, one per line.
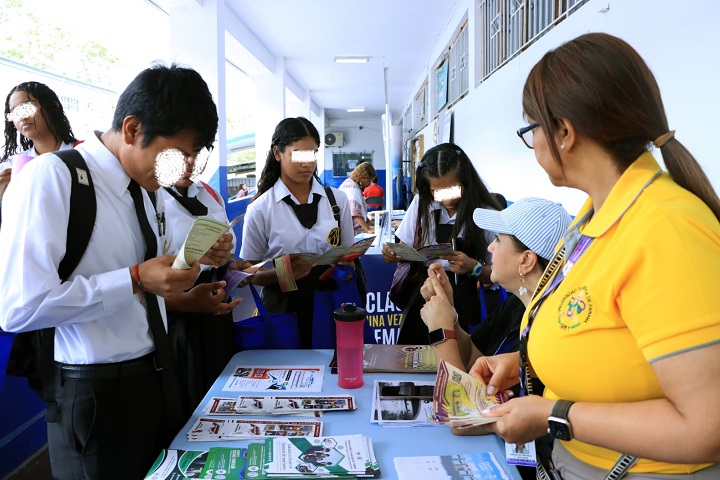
left=557, top=286, right=592, bottom=331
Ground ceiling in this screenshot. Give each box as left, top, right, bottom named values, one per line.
left=224, top=0, right=462, bottom=120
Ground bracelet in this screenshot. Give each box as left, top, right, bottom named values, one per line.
left=133, top=264, right=145, bottom=293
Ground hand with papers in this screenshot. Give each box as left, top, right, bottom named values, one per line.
left=172, top=214, right=243, bottom=269
left=432, top=360, right=509, bottom=429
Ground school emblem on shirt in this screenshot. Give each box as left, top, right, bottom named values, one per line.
left=327, top=227, right=341, bottom=246
left=556, top=286, right=593, bottom=330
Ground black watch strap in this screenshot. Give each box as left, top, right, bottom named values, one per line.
left=551, top=399, right=575, bottom=420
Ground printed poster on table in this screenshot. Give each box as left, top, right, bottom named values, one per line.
left=222, top=365, right=324, bottom=392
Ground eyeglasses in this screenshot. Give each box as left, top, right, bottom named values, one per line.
left=516, top=123, right=539, bottom=149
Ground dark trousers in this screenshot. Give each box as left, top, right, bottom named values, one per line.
left=47, top=368, right=165, bottom=480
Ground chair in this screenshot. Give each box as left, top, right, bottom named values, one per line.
left=365, top=196, right=384, bottom=212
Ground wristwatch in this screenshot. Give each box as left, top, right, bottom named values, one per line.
left=548, top=400, right=575, bottom=441
left=428, top=327, right=457, bottom=346
left=468, top=260, right=484, bottom=278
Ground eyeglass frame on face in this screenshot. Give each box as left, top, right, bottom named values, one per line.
left=517, top=122, right=539, bottom=149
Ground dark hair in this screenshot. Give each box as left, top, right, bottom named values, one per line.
left=111, top=63, right=218, bottom=152
left=254, top=117, right=321, bottom=199
left=522, top=32, right=720, bottom=221
left=509, top=235, right=549, bottom=271
left=415, top=143, right=500, bottom=260
left=3, top=81, right=77, bottom=161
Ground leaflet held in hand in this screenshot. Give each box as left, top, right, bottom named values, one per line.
left=172, top=214, right=243, bottom=269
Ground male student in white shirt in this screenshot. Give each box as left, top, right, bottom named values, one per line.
left=0, top=63, right=233, bottom=480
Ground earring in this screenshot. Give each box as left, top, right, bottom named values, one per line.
left=560, top=144, right=565, bottom=150
left=518, top=273, right=528, bottom=296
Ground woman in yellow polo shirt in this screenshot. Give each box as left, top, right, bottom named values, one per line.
left=472, top=33, right=720, bottom=479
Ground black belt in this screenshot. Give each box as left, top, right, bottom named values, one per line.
left=56, top=352, right=158, bottom=380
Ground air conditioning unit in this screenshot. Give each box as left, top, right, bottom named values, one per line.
left=325, top=132, right=344, bottom=147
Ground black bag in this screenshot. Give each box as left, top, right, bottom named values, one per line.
left=388, top=261, right=425, bottom=310
left=5, top=150, right=96, bottom=411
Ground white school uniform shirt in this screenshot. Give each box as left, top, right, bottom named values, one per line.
left=160, top=182, right=236, bottom=258
left=0, top=131, right=167, bottom=364
left=239, top=177, right=355, bottom=261
left=395, top=194, right=494, bottom=264
left=0, top=141, right=74, bottom=181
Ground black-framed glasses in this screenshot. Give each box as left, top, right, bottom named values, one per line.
left=517, top=123, right=539, bottom=149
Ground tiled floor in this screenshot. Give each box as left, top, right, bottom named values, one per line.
left=2, top=445, right=52, bottom=480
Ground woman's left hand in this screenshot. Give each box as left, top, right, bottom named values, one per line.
left=442, top=251, right=475, bottom=275
left=483, top=395, right=555, bottom=445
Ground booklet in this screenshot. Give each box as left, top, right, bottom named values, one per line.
left=330, top=344, right=437, bottom=374
left=222, top=366, right=325, bottom=393
left=384, top=242, right=455, bottom=262
left=393, top=452, right=509, bottom=480
left=293, top=236, right=376, bottom=265
left=187, top=417, right=323, bottom=441
left=143, top=449, right=209, bottom=479
left=432, top=360, right=509, bottom=428
left=172, top=214, right=244, bottom=269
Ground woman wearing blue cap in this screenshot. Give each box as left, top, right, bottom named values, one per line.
left=420, top=197, right=571, bottom=372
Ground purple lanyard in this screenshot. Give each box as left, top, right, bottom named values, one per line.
left=519, top=232, right=594, bottom=396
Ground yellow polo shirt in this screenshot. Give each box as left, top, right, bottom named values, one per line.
left=524, top=152, right=720, bottom=474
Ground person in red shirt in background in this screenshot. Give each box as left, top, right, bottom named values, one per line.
left=363, top=175, right=384, bottom=211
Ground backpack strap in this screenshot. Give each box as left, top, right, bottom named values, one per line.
left=7, top=149, right=96, bottom=422
left=201, top=181, right=222, bottom=205
left=323, top=186, right=342, bottom=229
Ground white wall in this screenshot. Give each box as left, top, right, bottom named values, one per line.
left=323, top=118, right=387, bottom=171
left=407, top=0, right=720, bottom=213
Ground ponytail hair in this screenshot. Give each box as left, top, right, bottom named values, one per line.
left=254, top=117, right=321, bottom=200
left=522, top=32, right=720, bottom=221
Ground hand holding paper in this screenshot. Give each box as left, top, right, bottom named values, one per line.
left=172, top=214, right=244, bottom=270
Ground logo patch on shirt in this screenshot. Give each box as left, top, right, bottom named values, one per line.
left=557, top=286, right=592, bottom=330
left=327, top=227, right=341, bottom=246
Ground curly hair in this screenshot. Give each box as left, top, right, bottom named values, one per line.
left=3, top=81, right=77, bottom=161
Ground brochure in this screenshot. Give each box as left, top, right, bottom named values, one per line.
left=187, top=417, right=323, bottom=441
left=432, top=360, right=509, bottom=428
left=293, top=236, right=376, bottom=265
left=222, top=366, right=324, bottom=393
left=371, top=380, right=440, bottom=427
left=172, top=214, right=244, bottom=269
left=384, top=242, right=455, bottom=263
left=393, top=452, right=510, bottom=479
left=202, top=395, right=355, bottom=416
left=143, top=449, right=209, bottom=479
left=198, top=447, right=249, bottom=479
left=251, top=434, right=380, bottom=478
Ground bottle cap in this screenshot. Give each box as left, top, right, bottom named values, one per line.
left=334, top=302, right=366, bottom=321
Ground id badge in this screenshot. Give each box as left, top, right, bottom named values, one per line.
left=505, top=440, right=537, bottom=467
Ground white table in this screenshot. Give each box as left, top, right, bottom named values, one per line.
left=170, top=349, right=522, bottom=479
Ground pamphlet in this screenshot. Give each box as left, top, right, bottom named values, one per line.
left=393, top=452, right=510, bottom=480
left=222, top=366, right=324, bottom=393
left=187, top=417, right=323, bottom=441
left=293, top=236, right=376, bottom=265
left=202, top=395, right=355, bottom=416
left=432, top=360, right=509, bottom=428
left=143, top=449, right=209, bottom=479
left=384, top=242, right=455, bottom=263
left=250, top=434, right=380, bottom=478
left=371, top=380, right=440, bottom=427
left=199, top=447, right=248, bottom=479
left=172, top=214, right=244, bottom=269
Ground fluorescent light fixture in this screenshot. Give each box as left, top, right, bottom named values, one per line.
left=346, top=108, right=365, bottom=113
left=334, top=56, right=370, bottom=64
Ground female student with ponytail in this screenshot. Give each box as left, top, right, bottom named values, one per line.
left=473, top=33, right=720, bottom=479
left=239, top=117, right=359, bottom=349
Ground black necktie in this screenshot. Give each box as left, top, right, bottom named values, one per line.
left=127, top=180, right=184, bottom=439
left=282, top=193, right=321, bottom=229
left=164, top=187, right=208, bottom=216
